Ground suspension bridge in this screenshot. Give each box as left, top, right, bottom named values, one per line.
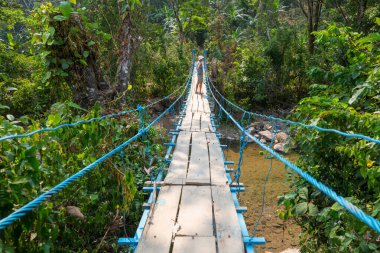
left=0, top=50, right=379, bottom=252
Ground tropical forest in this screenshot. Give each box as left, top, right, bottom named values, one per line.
left=0, top=0, right=380, bottom=252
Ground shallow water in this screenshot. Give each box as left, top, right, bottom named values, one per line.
left=224, top=141, right=301, bottom=252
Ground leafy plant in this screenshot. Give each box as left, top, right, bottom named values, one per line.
left=0, top=102, right=166, bottom=252
left=278, top=23, right=380, bottom=252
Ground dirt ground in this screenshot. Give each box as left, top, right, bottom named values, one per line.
left=224, top=141, right=302, bottom=253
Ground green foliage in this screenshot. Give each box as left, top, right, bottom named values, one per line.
left=0, top=1, right=50, bottom=116
left=279, top=24, right=380, bottom=252
left=0, top=102, right=165, bottom=252
left=29, top=2, right=88, bottom=100
left=309, top=24, right=380, bottom=111
left=0, top=0, right=24, bottom=30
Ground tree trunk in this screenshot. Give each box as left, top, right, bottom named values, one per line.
left=115, top=12, right=134, bottom=104
left=169, top=0, right=184, bottom=58
left=356, top=0, right=367, bottom=28
left=298, top=0, right=323, bottom=54
left=57, top=14, right=110, bottom=108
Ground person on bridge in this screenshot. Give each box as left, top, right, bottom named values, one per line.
left=196, top=55, right=204, bottom=94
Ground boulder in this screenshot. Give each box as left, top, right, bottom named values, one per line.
left=226, top=136, right=235, bottom=141
left=276, top=132, right=288, bottom=143
left=273, top=143, right=285, bottom=153
left=254, top=134, right=260, bottom=139
left=264, top=123, right=272, bottom=130
left=260, top=138, right=267, bottom=144
left=259, top=130, right=273, bottom=141
left=246, top=126, right=256, bottom=135
left=251, top=122, right=264, bottom=130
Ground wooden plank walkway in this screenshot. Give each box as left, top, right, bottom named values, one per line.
left=136, top=69, right=244, bottom=253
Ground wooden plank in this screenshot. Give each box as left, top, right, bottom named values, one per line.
left=198, top=94, right=205, bottom=112
left=187, top=88, right=194, bottom=113
left=136, top=186, right=182, bottom=253
left=176, top=186, right=213, bottom=236
left=165, top=132, right=191, bottom=184
left=206, top=133, right=229, bottom=185
left=191, top=112, right=201, bottom=132
left=212, top=185, right=245, bottom=253
left=200, top=113, right=211, bottom=132
left=203, top=100, right=211, bottom=113
left=191, top=90, right=198, bottom=113
left=180, top=113, right=192, bottom=131
left=186, top=76, right=196, bottom=113
left=186, top=132, right=210, bottom=184
left=172, top=236, right=217, bottom=253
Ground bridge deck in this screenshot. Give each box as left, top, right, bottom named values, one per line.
left=136, top=70, right=244, bottom=253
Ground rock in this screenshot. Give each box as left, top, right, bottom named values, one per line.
left=276, top=131, right=288, bottom=143
left=226, top=136, right=235, bottom=141
left=254, top=134, right=260, bottom=139
left=274, top=143, right=285, bottom=153
left=259, top=130, right=273, bottom=141
left=246, top=126, right=256, bottom=135
left=260, top=138, right=267, bottom=144
left=280, top=249, right=300, bottom=253
left=264, top=123, right=272, bottom=130
left=251, top=122, right=264, bottom=130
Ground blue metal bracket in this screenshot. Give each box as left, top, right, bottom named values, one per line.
left=236, top=206, right=248, bottom=213
left=143, top=186, right=161, bottom=192
left=143, top=203, right=151, bottom=210
left=230, top=182, right=244, bottom=187
left=224, top=161, right=234, bottom=165
left=163, top=143, right=176, bottom=147
left=230, top=186, right=245, bottom=192
left=118, top=237, right=139, bottom=246
left=243, top=237, right=266, bottom=245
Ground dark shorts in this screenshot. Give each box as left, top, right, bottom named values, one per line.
left=197, top=75, right=203, bottom=84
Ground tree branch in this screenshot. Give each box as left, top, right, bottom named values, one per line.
left=333, top=0, right=349, bottom=24
left=298, top=0, right=308, bottom=18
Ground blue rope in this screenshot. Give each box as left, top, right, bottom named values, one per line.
left=0, top=108, right=137, bottom=142
left=206, top=76, right=380, bottom=234
left=0, top=82, right=188, bottom=143
left=252, top=124, right=278, bottom=235
left=208, top=80, right=380, bottom=145
left=234, top=134, right=248, bottom=190
left=138, top=104, right=152, bottom=167
left=0, top=74, right=192, bottom=230
left=240, top=112, right=247, bottom=128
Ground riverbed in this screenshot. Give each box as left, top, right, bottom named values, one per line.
left=224, top=141, right=301, bottom=252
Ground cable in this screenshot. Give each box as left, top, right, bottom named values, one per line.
left=252, top=124, right=278, bottom=235
left=208, top=79, right=380, bottom=145
left=206, top=76, right=380, bottom=234
left=0, top=81, right=189, bottom=143
left=0, top=71, right=192, bottom=230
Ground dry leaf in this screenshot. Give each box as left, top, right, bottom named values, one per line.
left=66, top=206, right=85, bottom=220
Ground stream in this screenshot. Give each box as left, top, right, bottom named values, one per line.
left=224, top=140, right=301, bottom=253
